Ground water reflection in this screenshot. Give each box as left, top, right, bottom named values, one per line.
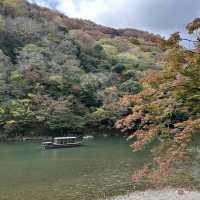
left=0, top=137, right=146, bottom=200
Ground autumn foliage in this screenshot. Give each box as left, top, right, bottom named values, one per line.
left=116, top=19, right=200, bottom=184
left=0, top=0, right=163, bottom=137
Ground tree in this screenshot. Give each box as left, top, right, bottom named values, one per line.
left=70, top=30, right=96, bottom=49
left=3, top=99, right=35, bottom=136
left=79, top=74, right=101, bottom=107
left=116, top=20, right=200, bottom=185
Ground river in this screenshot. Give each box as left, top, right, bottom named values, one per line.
left=0, top=136, right=150, bottom=200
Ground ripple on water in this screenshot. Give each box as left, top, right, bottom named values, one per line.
left=0, top=138, right=140, bottom=200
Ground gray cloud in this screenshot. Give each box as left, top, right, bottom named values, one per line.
left=98, top=0, right=200, bottom=37
left=29, top=0, right=200, bottom=37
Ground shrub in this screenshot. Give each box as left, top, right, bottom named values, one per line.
left=123, top=70, right=138, bottom=80
left=112, top=63, right=125, bottom=73
left=119, top=79, right=142, bottom=94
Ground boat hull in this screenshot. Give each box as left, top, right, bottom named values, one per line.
left=42, top=143, right=82, bottom=149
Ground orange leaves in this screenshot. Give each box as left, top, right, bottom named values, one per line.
left=115, top=112, right=143, bottom=130
left=175, top=126, right=193, bottom=143
left=132, top=165, right=149, bottom=183
left=158, top=32, right=181, bottom=49
left=131, top=128, right=158, bottom=152
left=119, top=88, right=157, bottom=106
left=116, top=18, right=200, bottom=184
left=175, top=119, right=200, bottom=144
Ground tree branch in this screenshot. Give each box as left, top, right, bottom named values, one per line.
left=181, top=38, right=199, bottom=43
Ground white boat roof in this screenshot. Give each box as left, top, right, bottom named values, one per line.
left=54, top=137, right=78, bottom=140
left=42, top=142, right=52, bottom=144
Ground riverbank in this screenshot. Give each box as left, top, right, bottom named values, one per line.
left=0, top=136, right=52, bottom=142
left=105, top=189, right=200, bottom=200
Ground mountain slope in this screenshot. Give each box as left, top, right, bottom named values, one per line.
left=0, top=0, right=162, bottom=137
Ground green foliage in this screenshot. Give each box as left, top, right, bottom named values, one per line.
left=3, top=99, right=35, bottom=134
left=79, top=74, right=101, bottom=107
left=119, top=79, right=142, bottom=94
left=0, top=0, right=161, bottom=136
left=47, top=113, right=86, bottom=131
left=112, top=63, right=125, bottom=73
left=102, top=44, right=118, bottom=57
left=122, top=70, right=138, bottom=80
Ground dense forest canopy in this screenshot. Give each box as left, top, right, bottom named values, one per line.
left=0, top=0, right=162, bottom=137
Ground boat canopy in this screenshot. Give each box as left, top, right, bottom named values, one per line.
left=42, top=142, right=53, bottom=144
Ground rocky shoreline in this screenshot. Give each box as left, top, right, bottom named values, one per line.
left=105, top=189, right=200, bottom=200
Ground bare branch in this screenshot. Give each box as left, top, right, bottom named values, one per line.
left=181, top=38, right=199, bottom=43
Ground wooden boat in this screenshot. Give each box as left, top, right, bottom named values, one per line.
left=41, top=136, right=83, bottom=149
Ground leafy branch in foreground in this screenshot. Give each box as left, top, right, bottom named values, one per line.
left=116, top=18, right=200, bottom=185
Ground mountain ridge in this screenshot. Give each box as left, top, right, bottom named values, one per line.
left=1, top=0, right=162, bottom=43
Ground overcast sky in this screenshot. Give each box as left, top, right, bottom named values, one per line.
left=28, top=0, right=200, bottom=40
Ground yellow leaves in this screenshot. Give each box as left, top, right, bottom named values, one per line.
left=94, top=108, right=105, bottom=114
left=117, top=52, right=138, bottom=63
left=0, top=107, right=5, bottom=114
left=89, top=108, right=109, bottom=123
left=4, top=120, right=17, bottom=130
left=2, top=0, right=22, bottom=6
left=101, top=44, right=118, bottom=57
left=10, top=71, right=22, bottom=81
left=22, top=44, right=45, bottom=55
left=10, top=111, right=21, bottom=117
left=90, top=108, right=106, bottom=120
left=27, top=93, right=34, bottom=98
left=49, top=75, right=63, bottom=83
left=6, top=120, right=16, bottom=125
left=0, top=15, right=5, bottom=32
left=1, top=0, right=27, bottom=16
left=144, top=104, right=158, bottom=113
left=47, top=33, right=60, bottom=43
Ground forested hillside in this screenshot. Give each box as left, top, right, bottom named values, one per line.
left=0, top=0, right=162, bottom=137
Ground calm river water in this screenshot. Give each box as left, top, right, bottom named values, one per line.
left=0, top=136, right=150, bottom=200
